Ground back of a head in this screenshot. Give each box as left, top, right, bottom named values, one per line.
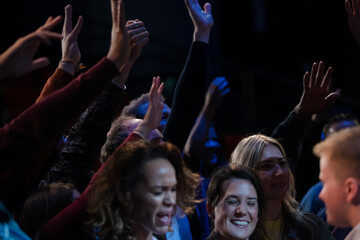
left=100, top=115, right=139, bottom=163
left=315, top=125, right=360, bottom=181
left=322, top=113, right=359, bottom=139
left=120, top=93, right=150, bottom=118
left=19, top=182, right=76, bottom=237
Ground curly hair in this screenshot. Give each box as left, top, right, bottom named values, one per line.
left=86, top=140, right=201, bottom=239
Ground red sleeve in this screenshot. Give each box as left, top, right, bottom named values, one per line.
left=38, top=132, right=143, bottom=239
left=0, top=57, right=119, bottom=212
left=35, top=68, right=74, bottom=103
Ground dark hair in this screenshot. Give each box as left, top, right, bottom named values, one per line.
left=100, top=115, right=136, bottom=163
left=322, top=113, right=359, bottom=139
left=19, top=182, right=76, bottom=237
left=87, top=140, right=200, bottom=239
left=206, top=165, right=266, bottom=240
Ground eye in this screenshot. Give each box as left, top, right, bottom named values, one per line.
left=171, top=186, right=177, bottom=192
left=279, top=160, right=287, bottom=168
left=247, top=200, right=257, bottom=207
left=152, top=191, right=162, bottom=196
left=259, top=163, right=272, bottom=170
left=225, top=198, right=239, bottom=205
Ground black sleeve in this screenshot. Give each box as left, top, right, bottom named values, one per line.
left=163, top=41, right=209, bottom=152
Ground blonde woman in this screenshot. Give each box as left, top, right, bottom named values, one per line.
left=230, top=134, right=335, bottom=240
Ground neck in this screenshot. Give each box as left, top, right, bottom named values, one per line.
left=133, top=225, right=153, bottom=240
left=265, top=198, right=283, bottom=221
left=349, top=206, right=360, bottom=228
left=216, top=234, right=248, bottom=240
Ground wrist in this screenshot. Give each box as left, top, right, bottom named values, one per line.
left=293, top=105, right=310, bottom=121
left=193, top=30, right=211, bottom=44
left=59, top=58, right=86, bottom=76
left=58, top=59, right=76, bottom=76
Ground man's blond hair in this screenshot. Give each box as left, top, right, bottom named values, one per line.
left=314, top=125, right=360, bottom=181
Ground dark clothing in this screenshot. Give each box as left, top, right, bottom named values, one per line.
left=0, top=58, right=119, bottom=212
left=41, top=82, right=125, bottom=192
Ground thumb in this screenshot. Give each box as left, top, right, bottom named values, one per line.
left=204, top=2, right=212, bottom=14
left=324, top=92, right=341, bottom=107
left=31, top=57, right=50, bottom=71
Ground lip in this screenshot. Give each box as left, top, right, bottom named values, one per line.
left=230, top=219, right=250, bottom=228
left=156, top=212, right=172, bottom=226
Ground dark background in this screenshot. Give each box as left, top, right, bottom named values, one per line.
left=1, top=0, right=360, bottom=198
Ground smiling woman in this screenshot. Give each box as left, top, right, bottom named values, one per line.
left=206, top=165, right=266, bottom=240
left=230, top=134, right=335, bottom=240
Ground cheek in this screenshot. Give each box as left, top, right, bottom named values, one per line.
left=249, top=207, right=259, bottom=221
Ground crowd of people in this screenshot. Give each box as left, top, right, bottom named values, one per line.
left=1, top=0, right=360, bottom=239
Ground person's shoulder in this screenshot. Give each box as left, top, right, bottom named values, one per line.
left=303, top=212, right=336, bottom=239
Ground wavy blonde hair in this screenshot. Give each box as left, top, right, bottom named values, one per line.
left=86, top=140, right=200, bottom=239
left=230, top=134, right=320, bottom=239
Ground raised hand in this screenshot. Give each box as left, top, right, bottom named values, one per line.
left=0, top=15, right=63, bottom=80
left=106, top=0, right=130, bottom=69
left=345, top=0, right=360, bottom=47
left=141, top=76, right=165, bottom=132
left=59, top=5, right=83, bottom=75
left=126, top=19, right=149, bottom=63
left=294, top=61, right=341, bottom=120
left=185, top=0, right=214, bottom=43
left=204, top=76, right=230, bottom=112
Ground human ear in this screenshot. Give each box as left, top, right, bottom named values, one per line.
left=345, top=178, right=360, bottom=204
left=206, top=201, right=215, bottom=219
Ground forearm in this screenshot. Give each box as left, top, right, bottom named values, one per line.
left=0, top=57, right=119, bottom=211
left=36, top=67, right=74, bottom=103
left=163, top=41, right=209, bottom=151
left=183, top=106, right=215, bottom=157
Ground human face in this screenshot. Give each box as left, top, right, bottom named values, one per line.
left=212, top=179, right=258, bottom=240
left=203, top=126, right=222, bottom=165
left=319, top=152, right=349, bottom=227
left=137, top=102, right=171, bottom=132
left=255, top=144, right=289, bottom=201
left=132, top=158, right=177, bottom=236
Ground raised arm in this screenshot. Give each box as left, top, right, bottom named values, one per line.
left=345, top=0, right=360, bottom=47
left=183, top=76, right=229, bottom=169
left=0, top=16, right=62, bottom=81
left=42, top=19, right=149, bottom=192
left=0, top=0, right=130, bottom=213
left=162, top=0, right=213, bottom=151
left=272, top=61, right=340, bottom=169
left=36, top=4, right=83, bottom=103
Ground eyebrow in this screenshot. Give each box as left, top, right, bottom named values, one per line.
left=226, top=195, right=258, bottom=201
left=260, top=157, right=285, bottom=163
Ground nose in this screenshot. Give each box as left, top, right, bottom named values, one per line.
left=162, top=108, right=170, bottom=120
left=164, top=191, right=176, bottom=206
left=234, top=204, right=247, bottom=217
left=273, top=163, right=285, bottom=176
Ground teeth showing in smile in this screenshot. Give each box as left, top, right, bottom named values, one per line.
left=231, top=220, right=249, bottom=226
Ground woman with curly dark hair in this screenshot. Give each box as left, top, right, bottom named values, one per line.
left=86, top=139, right=200, bottom=239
